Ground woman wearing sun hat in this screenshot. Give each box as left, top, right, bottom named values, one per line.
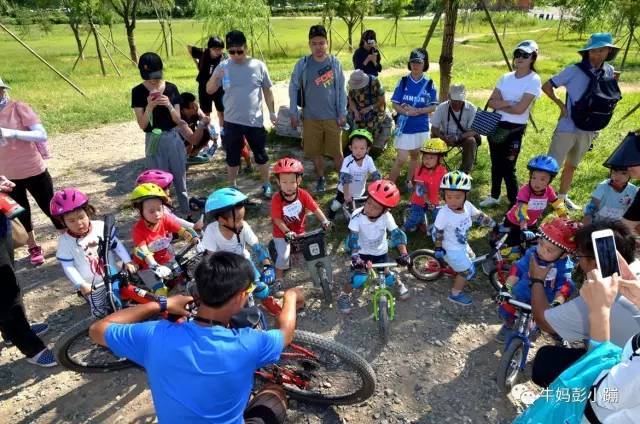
left=347, top=69, right=386, bottom=148
left=543, top=33, right=621, bottom=211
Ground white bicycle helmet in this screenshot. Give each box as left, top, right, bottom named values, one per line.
left=440, top=170, right=472, bottom=192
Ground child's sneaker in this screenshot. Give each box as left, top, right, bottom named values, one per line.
left=448, top=292, right=472, bottom=306
left=479, top=196, right=500, bottom=208
left=337, top=292, right=352, bottom=314
left=26, top=347, right=57, bottom=367
left=563, top=196, right=581, bottom=211
left=28, top=245, right=45, bottom=266
left=396, top=281, right=410, bottom=300
left=495, top=324, right=514, bottom=343
left=315, top=177, right=326, bottom=193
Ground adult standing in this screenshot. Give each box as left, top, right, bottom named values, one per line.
left=352, top=29, right=382, bottom=77
left=0, top=77, right=63, bottom=266
left=543, top=33, right=621, bottom=210
left=347, top=69, right=386, bottom=146
left=0, top=175, right=55, bottom=366
left=480, top=40, right=542, bottom=208
left=289, top=24, right=347, bottom=193
left=430, top=84, right=479, bottom=174
left=207, top=30, right=277, bottom=198
left=187, top=36, right=226, bottom=128
left=388, top=48, right=438, bottom=190
left=131, top=52, right=190, bottom=214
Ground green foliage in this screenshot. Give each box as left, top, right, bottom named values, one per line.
left=383, top=0, right=412, bottom=19
left=194, top=0, right=271, bottom=41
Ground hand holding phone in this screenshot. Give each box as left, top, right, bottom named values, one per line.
left=591, top=229, right=621, bottom=284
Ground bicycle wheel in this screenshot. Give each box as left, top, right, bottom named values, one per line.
left=256, top=330, right=376, bottom=405
left=318, top=265, right=332, bottom=305
left=377, top=295, right=390, bottom=344
left=409, top=249, right=442, bottom=281
left=496, top=337, right=525, bottom=393
left=55, top=317, right=136, bottom=373
left=488, top=270, right=505, bottom=293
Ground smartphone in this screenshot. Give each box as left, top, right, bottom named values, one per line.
left=150, top=91, right=161, bottom=100
left=591, top=229, right=620, bottom=282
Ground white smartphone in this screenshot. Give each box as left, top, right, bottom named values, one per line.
left=591, top=229, right=620, bottom=283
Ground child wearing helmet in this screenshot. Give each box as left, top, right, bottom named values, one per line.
left=271, top=158, right=331, bottom=287
left=403, top=139, right=448, bottom=232
left=202, top=187, right=274, bottom=299
left=52, top=188, right=137, bottom=317
left=583, top=164, right=638, bottom=225
left=493, top=155, right=567, bottom=260
left=327, top=129, right=381, bottom=220
left=130, top=183, right=201, bottom=296
left=136, top=169, right=204, bottom=231
left=496, top=218, right=579, bottom=343
left=339, top=180, right=411, bottom=314
left=433, top=171, right=495, bottom=306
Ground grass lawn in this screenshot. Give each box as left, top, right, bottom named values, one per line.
left=1, top=15, right=639, bottom=224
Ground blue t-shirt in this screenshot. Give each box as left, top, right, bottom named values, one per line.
left=589, top=179, right=638, bottom=223
left=550, top=61, right=615, bottom=133
left=511, top=247, right=574, bottom=304
left=391, top=74, right=438, bottom=134
left=105, top=320, right=284, bottom=423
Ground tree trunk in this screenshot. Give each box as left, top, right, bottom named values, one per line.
left=438, top=0, right=458, bottom=102
left=159, top=19, right=169, bottom=58
left=125, top=21, right=138, bottom=63
left=422, top=9, right=442, bottom=49
left=70, top=21, right=84, bottom=59
left=167, top=18, right=174, bottom=56
left=90, top=22, right=107, bottom=76
left=556, top=9, right=564, bottom=41
left=620, top=25, right=635, bottom=71
left=328, top=16, right=333, bottom=53
left=394, top=17, right=398, bottom=46
left=347, top=21, right=354, bottom=51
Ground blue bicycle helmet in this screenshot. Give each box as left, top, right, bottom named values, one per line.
left=205, top=187, right=248, bottom=214
left=527, top=155, right=559, bottom=177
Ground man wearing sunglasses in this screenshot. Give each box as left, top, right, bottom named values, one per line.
left=90, top=251, right=304, bottom=423
left=206, top=30, right=277, bottom=199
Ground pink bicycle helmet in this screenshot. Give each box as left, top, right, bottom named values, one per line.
left=50, top=188, right=89, bottom=217
left=136, top=169, right=173, bottom=189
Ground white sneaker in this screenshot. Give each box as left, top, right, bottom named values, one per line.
left=564, top=196, right=581, bottom=211
left=479, top=196, right=500, bottom=208
left=396, top=281, right=410, bottom=300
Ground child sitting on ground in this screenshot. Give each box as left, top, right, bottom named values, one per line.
left=433, top=171, right=495, bottom=306
left=271, top=158, right=331, bottom=291
left=52, top=188, right=137, bottom=317
left=202, top=187, right=274, bottom=299
left=339, top=180, right=411, bottom=314
left=136, top=169, right=204, bottom=230
left=492, top=155, right=566, bottom=260
left=583, top=165, right=638, bottom=225
left=403, top=138, right=448, bottom=232
left=496, top=217, right=579, bottom=343
left=130, top=183, right=200, bottom=296
left=327, top=129, right=381, bottom=220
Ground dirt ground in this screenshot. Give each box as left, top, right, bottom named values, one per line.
left=0, top=80, right=541, bottom=424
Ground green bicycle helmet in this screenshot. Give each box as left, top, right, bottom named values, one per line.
left=349, top=128, right=373, bottom=146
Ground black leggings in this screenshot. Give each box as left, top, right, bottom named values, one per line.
left=488, top=122, right=527, bottom=205
left=8, top=169, right=63, bottom=233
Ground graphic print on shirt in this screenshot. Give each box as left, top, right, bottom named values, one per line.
left=282, top=200, right=304, bottom=225
left=315, top=65, right=334, bottom=88
left=147, top=236, right=172, bottom=253
left=79, top=236, right=104, bottom=277
left=455, top=223, right=470, bottom=246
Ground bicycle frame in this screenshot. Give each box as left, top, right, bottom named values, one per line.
left=503, top=296, right=534, bottom=370
left=366, top=262, right=398, bottom=321
left=342, top=196, right=368, bottom=221
left=274, top=228, right=332, bottom=289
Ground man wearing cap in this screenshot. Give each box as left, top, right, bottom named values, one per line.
left=206, top=30, right=277, bottom=198
left=188, top=36, right=226, bottom=128
left=289, top=24, right=348, bottom=193
left=543, top=33, right=621, bottom=211
left=430, top=84, right=479, bottom=174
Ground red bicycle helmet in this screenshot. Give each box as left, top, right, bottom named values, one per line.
left=136, top=169, right=173, bottom=189
left=367, top=180, right=400, bottom=208
left=539, top=217, right=583, bottom=253
left=273, top=157, right=304, bottom=175
left=50, top=188, right=89, bottom=217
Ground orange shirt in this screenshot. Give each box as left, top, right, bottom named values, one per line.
left=132, top=215, right=181, bottom=267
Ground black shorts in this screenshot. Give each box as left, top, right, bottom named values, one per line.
left=222, top=121, right=268, bottom=167
left=198, top=85, right=224, bottom=114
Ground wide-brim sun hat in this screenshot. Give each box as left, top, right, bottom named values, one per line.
left=349, top=70, right=369, bottom=90
left=579, top=32, right=620, bottom=61
left=0, top=78, right=10, bottom=90
left=603, top=132, right=640, bottom=169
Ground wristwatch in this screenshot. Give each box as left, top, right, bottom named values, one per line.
left=157, top=296, right=168, bottom=313
left=528, top=278, right=545, bottom=288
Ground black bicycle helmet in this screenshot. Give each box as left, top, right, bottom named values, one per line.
left=604, top=132, right=640, bottom=169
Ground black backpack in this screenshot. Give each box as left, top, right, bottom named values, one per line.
left=570, top=62, right=621, bottom=132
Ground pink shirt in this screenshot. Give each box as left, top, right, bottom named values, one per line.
left=0, top=101, right=45, bottom=180
left=506, top=184, right=558, bottom=226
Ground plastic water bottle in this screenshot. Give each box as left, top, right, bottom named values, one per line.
left=221, top=62, right=230, bottom=90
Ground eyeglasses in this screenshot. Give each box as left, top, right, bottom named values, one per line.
left=514, top=50, right=532, bottom=59
left=243, top=282, right=256, bottom=296
left=228, top=49, right=244, bottom=56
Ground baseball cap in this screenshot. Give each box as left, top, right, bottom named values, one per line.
left=409, top=48, right=426, bottom=63
left=225, top=30, right=246, bottom=48
left=138, top=52, right=163, bottom=80
left=309, top=25, right=327, bottom=40
left=515, top=40, right=539, bottom=54
left=208, top=36, right=224, bottom=49
left=449, top=84, right=466, bottom=101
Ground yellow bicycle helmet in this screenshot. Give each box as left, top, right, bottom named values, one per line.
left=420, top=138, right=448, bottom=155
left=130, top=183, right=168, bottom=204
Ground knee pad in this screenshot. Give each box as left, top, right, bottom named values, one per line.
left=345, top=232, right=360, bottom=254
left=460, top=263, right=476, bottom=281
left=351, top=271, right=368, bottom=289
left=389, top=228, right=407, bottom=249
left=384, top=272, right=396, bottom=287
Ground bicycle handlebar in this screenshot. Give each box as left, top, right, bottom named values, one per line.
left=369, top=262, right=399, bottom=270
left=498, top=292, right=532, bottom=312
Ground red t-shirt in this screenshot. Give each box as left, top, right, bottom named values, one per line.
left=271, top=189, right=318, bottom=238
left=132, top=215, right=182, bottom=268
left=410, top=164, right=447, bottom=207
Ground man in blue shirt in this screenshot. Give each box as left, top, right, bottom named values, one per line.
left=90, top=251, right=304, bottom=423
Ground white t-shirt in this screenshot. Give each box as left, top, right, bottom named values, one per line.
left=202, top=221, right=259, bottom=259
left=56, top=220, right=116, bottom=288
left=495, top=71, right=542, bottom=124
left=348, top=207, right=398, bottom=256
left=337, top=154, right=378, bottom=197
left=433, top=202, right=481, bottom=251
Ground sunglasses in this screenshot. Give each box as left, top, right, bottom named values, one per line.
left=228, top=49, right=245, bottom=56
left=572, top=254, right=595, bottom=261
left=514, top=50, right=532, bottom=59
left=243, top=282, right=256, bottom=296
